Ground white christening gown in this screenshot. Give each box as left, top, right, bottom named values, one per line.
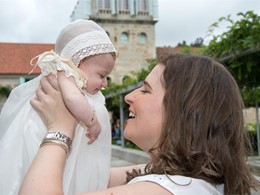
left=0, top=53, right=111, bottom=195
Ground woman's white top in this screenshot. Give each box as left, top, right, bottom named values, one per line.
left=128, top=174, right=224, bottom=195
left=0, top=53, right=111, bottom=195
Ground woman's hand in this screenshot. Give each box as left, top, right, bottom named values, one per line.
left=30, top=75, right=77, bottom=138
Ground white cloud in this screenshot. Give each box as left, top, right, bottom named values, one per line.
left=155, top=0, right=260, bottom=46
left=0, top=0, right=259, bottom=46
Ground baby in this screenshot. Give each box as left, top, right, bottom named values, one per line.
left=0, top=19, right=116, bottom=195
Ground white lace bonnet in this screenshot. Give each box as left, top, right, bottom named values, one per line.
left=55, top=19, right=117, bottom=66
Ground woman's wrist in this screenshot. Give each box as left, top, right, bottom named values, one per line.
left=41, top=132, right=73, bottom=155
left=47, top=121, right=77, bottom=139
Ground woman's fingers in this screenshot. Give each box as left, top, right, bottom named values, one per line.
left=30, top=84, right=47, bottom=113
left=40, top=76, right=57, bottom=95
left=46, top=74, right=59, bottom=91
left=30, top=96, right=41, bottom=113
left=35, top=86, right=46, bottom=102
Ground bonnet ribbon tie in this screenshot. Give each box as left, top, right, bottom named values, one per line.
left=29, top=50, right=88, bottom=93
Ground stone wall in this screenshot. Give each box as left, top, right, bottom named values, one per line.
left=97, top=21, right=156, bottom=83
left=244, top=107, right=257, bottom=124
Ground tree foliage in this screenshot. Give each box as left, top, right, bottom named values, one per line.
left=103, top=58, right=156, bottom=111
left=204, top=11, right=260, bottom=106
left=190, top=37, right=204, bottom=47
left=0, top=86, right=11, bottom=97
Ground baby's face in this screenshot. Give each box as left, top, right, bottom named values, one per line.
left=79, top=53, right=115, bottom=95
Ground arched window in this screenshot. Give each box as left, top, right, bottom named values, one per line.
left=122, top=76, right=131, bottom=84
left=120, top=32, right=129, bottom=43
left=138, top=32, right=147, bottom=43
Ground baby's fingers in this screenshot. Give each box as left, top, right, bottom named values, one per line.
left=85, top=132, right=98, bottom=144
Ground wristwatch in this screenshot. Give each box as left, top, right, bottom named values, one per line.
left=45, top=132, right=72, bottom=146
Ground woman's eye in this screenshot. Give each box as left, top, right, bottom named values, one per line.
left=99, top=74, right=105, bottom=79
left=140, top=89, right=149, bottom=94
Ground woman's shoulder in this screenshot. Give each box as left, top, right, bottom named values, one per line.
left=128, top=174, right=224, bottom=195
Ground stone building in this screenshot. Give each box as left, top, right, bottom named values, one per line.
left=70, top=0, right=158, bottom=83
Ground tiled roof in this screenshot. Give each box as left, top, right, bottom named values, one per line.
left=156, top=46, right=202, bottom=56
left=0, top=43, right=54, bottom=74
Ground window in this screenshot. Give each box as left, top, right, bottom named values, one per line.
left=120, top=32, right=129, bottom=43
left=19, top=76, right=35, bottom=84
left=139, top=0, right=149, bottom=11
left=123, top=76, right=130, bottom=84
left=119, top=0, right=129, bottom=10
left=107, top=77, right=112, bottom=86
left=139, top=33, right=147, bottom=43
left=98, top=0, right=111, bottom=9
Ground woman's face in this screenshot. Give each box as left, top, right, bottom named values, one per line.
left=124, top=64, right=165, bottom=152
left=79, top=53, right=115, bottom=94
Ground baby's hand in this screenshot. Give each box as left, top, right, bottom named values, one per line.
left=85, top=119, right=101, bottom=144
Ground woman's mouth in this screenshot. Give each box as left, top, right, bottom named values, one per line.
left=128, top=112, right=135, bottom=119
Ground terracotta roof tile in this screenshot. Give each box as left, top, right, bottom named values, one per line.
left=156, top=46, right=202, bottom=56
left=0, top=43, right=54, bottom=74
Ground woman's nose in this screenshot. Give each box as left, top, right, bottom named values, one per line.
left=124, top=89, right=137, bottom=104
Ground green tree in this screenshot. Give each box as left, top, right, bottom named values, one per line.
left=204, top=10, right=260, bottom=154
left=0, top=86, right=11, bottom=97
left=204, top=11, right=260, bottom=104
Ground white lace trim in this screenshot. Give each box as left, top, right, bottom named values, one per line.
left=72, top=43, right=115, bottom=65
left=60, top=31, right=116, bottom=65
left=30, top=50, right=87, bottom=93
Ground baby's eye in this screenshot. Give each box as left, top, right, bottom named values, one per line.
left=99, top=74, right=105, bottom=79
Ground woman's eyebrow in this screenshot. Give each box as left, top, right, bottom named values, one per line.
left=144, top=80, right=152, bottom=90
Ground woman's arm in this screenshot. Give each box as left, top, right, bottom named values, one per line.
left=19, top=75, right=77, bottom=195
left=108, top=164, right=146, bottom=187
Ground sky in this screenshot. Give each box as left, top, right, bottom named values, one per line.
left=0, top=0, right=259, bottom=47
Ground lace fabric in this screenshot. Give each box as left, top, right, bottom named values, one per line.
left=72, top=43, right=116, bottom=65
left=30, top=50, right=87, bottom=93
left=54, top=19, right=117, bottom=67
left=60, top=30, right=116, bottom=66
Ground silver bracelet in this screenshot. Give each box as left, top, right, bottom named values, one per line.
left=40, top=140, right=69, bottom=155
left=41, top=132, right=72, bottom=154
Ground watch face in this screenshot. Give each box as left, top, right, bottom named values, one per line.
left=44, top=132, right=71, bottom=145
left=46, top=132, right=55, bottom=139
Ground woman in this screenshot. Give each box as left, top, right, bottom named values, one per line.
left=19, top=53, right=259, bottom=194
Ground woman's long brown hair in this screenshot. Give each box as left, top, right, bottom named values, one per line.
left=126, top=53, right=260, bottom=194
